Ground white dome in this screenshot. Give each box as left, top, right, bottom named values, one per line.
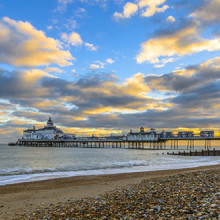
left=47, top=117, right=54, bottom=127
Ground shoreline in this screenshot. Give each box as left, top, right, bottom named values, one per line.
left=0, top=163, right=220, bottom=219
left=1, top=157, right=220, bottom=186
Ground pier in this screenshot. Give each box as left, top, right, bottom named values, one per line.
left=14, top=139, right=167, bottom=150
left=8, top=119, right=220, bottom=150
left=10, top=136, right=220, bottom=150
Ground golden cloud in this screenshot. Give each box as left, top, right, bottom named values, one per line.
left=113, top=0, right=168, bottom=20
left=136, top=26, right=220, bottom=64
left=0, top=17, right=74, bottom=67
left=139, top=0, right=168, bottom=17
left=44, top=67, right=64, bottom=74
left=22, top=69, right=56, bottom=83
left=113, top=2, right=138, bottom=20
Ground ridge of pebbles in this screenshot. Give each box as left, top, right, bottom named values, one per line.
left=16, top=169, right=220, bottom=219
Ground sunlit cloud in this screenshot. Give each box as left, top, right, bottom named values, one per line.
left=138, top=0, right=168, bottom=17
left=61, top=32, right=83, bottom=47
left=136, top=25, right=220, bottom=64
left=154, top=57, right=174, bottom=68
left=106, top=58, right=115, bottom=64
left=0, top=17, right=74, bottom=67
left=84, top=42, right=98, bottom=51
left=145, top=57, right=220, bottom=93
left=113, top=2, right=138, bottom=20
left=44, top=67, right=64, bottom=74
left=113, top=0, right=168, bottom=20
left=166, top=16, right=175, bottom=23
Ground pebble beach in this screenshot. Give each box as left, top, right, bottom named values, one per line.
left=13, top=166, right=220, bottom=220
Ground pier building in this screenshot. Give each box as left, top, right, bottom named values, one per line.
left=23, top=117, right=66, bottom=140
left=178, top=131, right=194, bottom=138
left=126, top=127, right=158, bottom=141
left=160, top=131, right=173, bottom=138
left=200, top=131, right=214, bottom=137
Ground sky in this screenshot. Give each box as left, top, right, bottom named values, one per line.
left=0, top=0, right=220, bottom=142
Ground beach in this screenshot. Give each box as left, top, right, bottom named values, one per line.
left=0, top=164, right=219, bottom=219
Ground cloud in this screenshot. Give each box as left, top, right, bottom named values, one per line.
left=89, top=60, right=110, bottom=70
left=191, top=0, right=220, bottom=23
left=61, top=32, right=83, bottom=47
left=61, top=32, right=98, bottom=51
left=154, top=57, right=174, bottom=68
left=166, top=16, right=175, bottom=23
left=136, top=25, right=220, bottom=64
left=113, top=0, right=169, bottom=21
left=64, top=18, right=78, bottom=30
left=0, top=17, right=74, bottom=67
left=56, top=0, right=73, bottom=13
left=0, top=67, right=152, bottom=116
left=113, top=2, right=138, bottom=20
left=47, top=25, right=53, bottom=30
left=84, top=42, right=98, bottom=51
left=145, top=57, right=220, bottom=92
left=106, top=58, right=115, bottom=64
left=44, top=67, right=64, bottom=74
left=74, top=8, right=86, bottom=17
left=90, top=64, right=101, bottom=70
left=138, top=0, right=169, bottom=17
left=89, top=59, right=115, bottom=70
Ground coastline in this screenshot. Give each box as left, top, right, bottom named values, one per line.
left=0, top=163, right=220, bottom=219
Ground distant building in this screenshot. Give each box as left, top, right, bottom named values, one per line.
left=126, top=127, right=158, bottom=141
left=22, top=118, right=74, bottom=140
left=178, top=131, right=194, bottom=138
left=200, top=131, right=214, bottom=137
left=160, top=131, right=173, bottom=138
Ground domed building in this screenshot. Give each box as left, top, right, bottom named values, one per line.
left=22, top=117, right=65, bottom=140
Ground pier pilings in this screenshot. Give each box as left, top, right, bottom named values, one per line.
left=15, top=139, right=167, bottom=150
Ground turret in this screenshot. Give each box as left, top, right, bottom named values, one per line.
left=140, top=127, right=144, bottom=134
left=47, top=117, right=54, bottom=127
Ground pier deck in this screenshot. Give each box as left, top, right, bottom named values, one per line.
left=8, top=136, right=220, bottom=150
left=12, top=139, right=167, bottom=150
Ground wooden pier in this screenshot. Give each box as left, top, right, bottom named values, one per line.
left=12, top=139, right=167, bottom=150
left=9, top=137, right=220, bottom=150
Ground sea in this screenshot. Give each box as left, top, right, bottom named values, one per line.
left=1, top=143, right=220, bottom=186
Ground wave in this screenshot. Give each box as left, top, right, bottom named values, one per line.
left=0, top=160, right=150, bottom=177
left=1, top=157, right=220, bottom=186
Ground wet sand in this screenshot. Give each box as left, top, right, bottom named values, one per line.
left=0, top=164, right=220, bottom=219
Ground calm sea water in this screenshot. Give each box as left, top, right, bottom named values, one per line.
left=0, top=143, right=220, bottom=185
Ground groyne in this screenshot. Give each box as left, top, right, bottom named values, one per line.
left=167, top=148, right=220, bottom=156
